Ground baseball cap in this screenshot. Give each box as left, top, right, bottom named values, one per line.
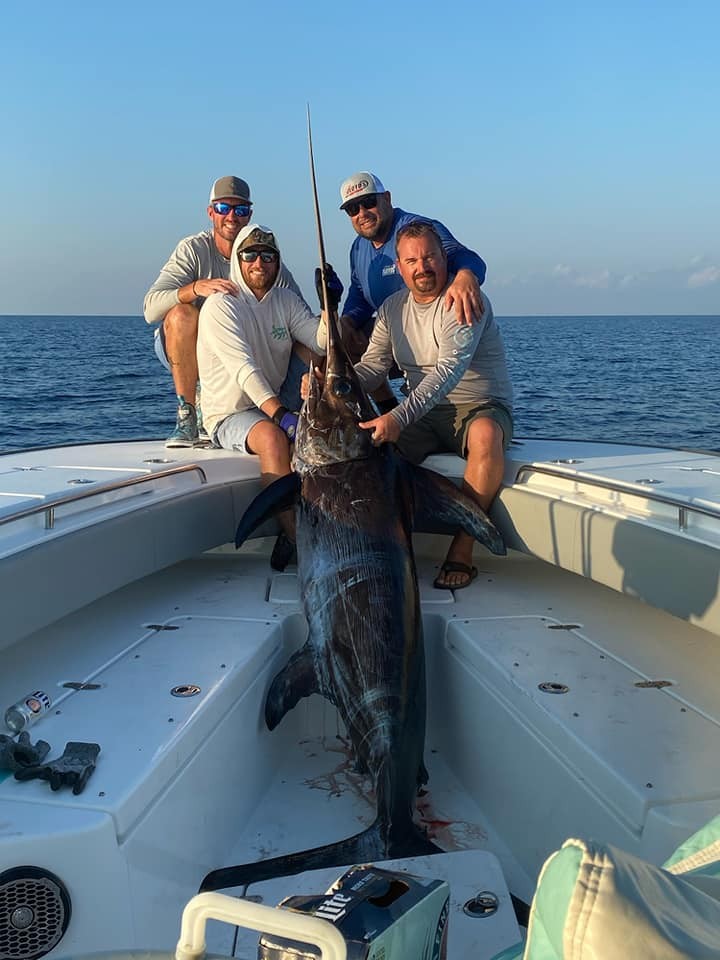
left=339, top=171, right=386, bottom=209
left=209, top=176, right=251, bottom=203
left=236, top=224, right=279, bottom=254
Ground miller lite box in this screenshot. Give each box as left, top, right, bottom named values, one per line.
left=258, top=864, right=449, bottom=960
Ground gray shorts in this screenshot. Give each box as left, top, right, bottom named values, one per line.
left=154, top=324, right=170, bottom=370
left=396, top=401, right=514, bottom=465
left=213, top=351, right=308, bottom=452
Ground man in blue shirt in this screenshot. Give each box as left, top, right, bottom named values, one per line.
left=338, top=171, right=488, bottom=411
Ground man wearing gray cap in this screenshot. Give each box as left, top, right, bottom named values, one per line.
left=144, top=176, right=306, bottom=447
left=338, top=171, right=488, bottom=412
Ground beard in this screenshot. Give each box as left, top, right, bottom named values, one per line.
left=412, top=271, right=437, bottom=294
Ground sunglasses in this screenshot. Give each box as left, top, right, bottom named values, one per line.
left=344, top=194, right=378, bottom=217
left=239, top=250, right=278, bottom=263
left=212, top=201, right=251, bottom=217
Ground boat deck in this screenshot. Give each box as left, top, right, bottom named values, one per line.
left=2, top=541, right=719, bottom=956
left=1, top=437, right=720, bottom=957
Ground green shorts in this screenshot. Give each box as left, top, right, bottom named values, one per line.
left=396, top=401, right=514, bottom=465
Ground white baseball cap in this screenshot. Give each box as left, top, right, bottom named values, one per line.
left=339, top=171, right=387, bottom=209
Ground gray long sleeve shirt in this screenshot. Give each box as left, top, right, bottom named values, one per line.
left=355, top=286, right=513, bottom=431
left=143, top=229, right=305, bottom=324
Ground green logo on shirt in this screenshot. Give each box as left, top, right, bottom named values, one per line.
left=271, top=325, right=289, bottom=341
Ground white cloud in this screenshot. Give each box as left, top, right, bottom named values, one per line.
left=687, top=266, right=720, bottom=288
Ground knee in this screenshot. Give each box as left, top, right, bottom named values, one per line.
left=467, top=417, right=504, bottom=457
left=249, top=421, right=292, bottom=463
left=163, top=304, right=199, bottom=340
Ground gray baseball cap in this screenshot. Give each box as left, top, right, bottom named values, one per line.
left=209, top=176, right=251, bottom=203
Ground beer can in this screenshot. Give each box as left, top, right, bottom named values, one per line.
left=4, top=691, right=52, bottom=733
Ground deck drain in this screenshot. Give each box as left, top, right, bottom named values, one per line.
left=171, top=685, right=201, bottom=698
left=62, top=681, right=103, bottom=690
left=143, top=458, right=176, bottom=463
left=463, top=891, right=499, bottom=917
left=635, top=478, right=663, bottom=484
left=67, top=478, right=94, bottom=485
left=635, top=679, right=672, bottom=689
left=538, top=681, right=569, bottom=694
left=549, top=458, right=583, bottom=464
left=547, top=623, right=581, bottom=631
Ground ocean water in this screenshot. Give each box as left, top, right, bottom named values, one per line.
left=1, top=314, right=718, bottom=453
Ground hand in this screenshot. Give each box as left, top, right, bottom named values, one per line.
left=301, top=367, right=325, bottom=401
left=190, top=278, right=238, bottom=300
left=0, top=732, right=51, bottom=772
left=272, top=406, right=300, bottom=441
left=14, top=741, right=101, bottom=795
left=314, top=264, right=344, bottom=311
left=358, top=412, right=402, bottom=446
left=443, top=268, right=483, bottom=325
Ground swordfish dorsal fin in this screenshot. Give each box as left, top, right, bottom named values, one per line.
left=407, top=462, right=507, bottom=556
left=235, top=472, right=301, bottom=548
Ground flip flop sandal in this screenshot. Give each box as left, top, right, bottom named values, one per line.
left=433, top=561, right=478, bottom=591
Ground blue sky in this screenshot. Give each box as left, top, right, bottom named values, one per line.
left=1, top=0, right=717, bottom=317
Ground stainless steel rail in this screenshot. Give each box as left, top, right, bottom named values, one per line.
left=0, top=464, right=208, bottom=530
left=515, top=464, right=720, bottom=530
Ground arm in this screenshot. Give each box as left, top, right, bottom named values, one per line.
left=143, top=240, right=200, bottom=325
left=340, top=251, right=374, bottom=329
left=428, top=218, right=487, bottom=324
left=390, top=305, right=487, bottom=432
left=143, top=237, right=237, bottom=325
left=286, top=295, right=328, bottom=355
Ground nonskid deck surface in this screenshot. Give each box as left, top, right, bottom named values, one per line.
left=2, top=542, right=719, bottom=957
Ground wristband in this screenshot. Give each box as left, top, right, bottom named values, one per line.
left=272, top=406, right=289, bottom=426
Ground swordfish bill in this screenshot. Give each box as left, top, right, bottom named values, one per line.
left=200, top=118, right=506, bottom=894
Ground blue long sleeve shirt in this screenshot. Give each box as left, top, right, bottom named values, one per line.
left=341, top=207, right=487, bottom=329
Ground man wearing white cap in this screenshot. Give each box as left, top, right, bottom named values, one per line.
left=144, top=176, right=307, bottom=447
left=338, top=171, right=487, bottom=412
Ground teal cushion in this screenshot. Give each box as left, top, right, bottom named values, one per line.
left=519, top=838, right=720, bottom=959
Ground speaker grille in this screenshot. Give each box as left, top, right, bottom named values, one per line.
left=0, top=868, right=70, bottom=960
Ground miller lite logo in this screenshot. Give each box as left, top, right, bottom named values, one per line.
left=344, top=178, right=370, bottom=200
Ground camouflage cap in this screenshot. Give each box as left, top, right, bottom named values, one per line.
left=236, top=224, right=279, bottom=254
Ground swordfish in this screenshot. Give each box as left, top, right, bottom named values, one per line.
left=200, top=308, right=506, bottom=892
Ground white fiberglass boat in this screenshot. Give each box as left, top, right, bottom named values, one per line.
left=1, top=436, right=719, bottom=959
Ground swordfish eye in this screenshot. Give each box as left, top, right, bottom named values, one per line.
left=332, top=379, right=353, bottom=397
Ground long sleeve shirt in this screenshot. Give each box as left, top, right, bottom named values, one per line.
left=197, top=287, right=326, bottom=436
left=342, top=208, right=487, bottom=329
left=355, top=286, right=513, bottom=431
left=143, top=230, right=306, bottom=325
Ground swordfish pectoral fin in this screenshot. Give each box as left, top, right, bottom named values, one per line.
left=409, top=464, right=506, bottom=556
left=235, top=472, right=301, bottom=548
left=265, top=641, right=326, bottom=730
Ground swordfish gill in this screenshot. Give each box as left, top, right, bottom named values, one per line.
left=200, top=308, right=506, bottom=892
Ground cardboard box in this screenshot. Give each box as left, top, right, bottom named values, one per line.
left=258, top=864, right=449, bottom=960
